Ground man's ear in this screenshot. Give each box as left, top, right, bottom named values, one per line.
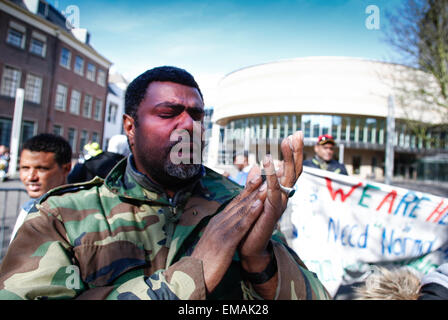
left=62, top=162, right=72, bottom=175
left=123, top=114, right=135, bottom=149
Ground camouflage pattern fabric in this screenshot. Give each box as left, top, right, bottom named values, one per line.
left=0, top=157, right=330, bottom=300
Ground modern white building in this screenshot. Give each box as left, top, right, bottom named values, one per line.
left=207, top=56, right=447, bottom=181
left=102, top=72, right=128, bottom=150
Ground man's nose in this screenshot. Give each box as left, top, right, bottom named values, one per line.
left=27, top=169, right=38, bottom=181
left=177, top=112, right=196, bottom=132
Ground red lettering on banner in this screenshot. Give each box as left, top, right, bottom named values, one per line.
left=376, top=190, right=398, bottom=214
left=425, top=200, right=448, bottom=223
left=325, top=178, right=362, bottom=202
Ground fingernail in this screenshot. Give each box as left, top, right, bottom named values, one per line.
left=259, top=183, right=267, bottom=192
left=288, top=136, right=294, bottom=150
left=263, top=154, right=272, bottom=167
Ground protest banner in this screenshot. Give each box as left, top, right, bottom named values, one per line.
left=283, top=166, right=448, bottom=297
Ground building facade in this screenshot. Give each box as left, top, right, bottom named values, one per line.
left=0, top=0, right=111, bottom=158
left=208, top=57, right=448, bottom=181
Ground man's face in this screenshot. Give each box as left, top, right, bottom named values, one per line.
left=314, top=143, right=335, bottom=162
left=234, top=155, right=248, bottom=171
left=124, top=81, right=205, bottom=186
left=19, top=150, right=71, bottom=198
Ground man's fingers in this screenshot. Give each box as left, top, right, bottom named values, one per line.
left=290, top=131, right=304, bottom=182
left=280, top=135, right=296, bottom=187
left=245, top=165, right=262, bottom=189
left=263, top=155, right=281, bottom=201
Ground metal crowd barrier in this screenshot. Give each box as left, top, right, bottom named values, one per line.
left=0, top=188, right=29, bottom=264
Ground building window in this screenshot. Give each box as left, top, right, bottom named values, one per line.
left=91, top=132, right=99, bottom=143
left=29, top=38, right=45, bottom=56
left=107, top=102, right=118, bottom=124
left=24, top=74, right=43, bottom=104
left=86, top=63, right=96, bottom=81
left=93, top=99, right=102, bottom=121
left=68, top=128, right=77, bottom=152
left=74, top=56, right=84, bottom=75
left=69, top=90, right=81, bottom=115
left=29, top=32, right=47, bottom=57
left=60, top=48, right=71, bottom=69
left=22, top=121, right=36, bottom=143
left=353, top=156, right=361, bottom=175
left=0, top=66, right=21, bottom=97
left=79, top=130, right=89, bottom=152
left=0, top=118, right=12, bottom=147
left=83, top=94, right=93, bottom=118
left=97, top=69, right=106, bottom=86
left=53, top=124, right=63, bottom=136
left=6, top=28, right=25, bottom=49
left=55, top=84, right=68, bottom=111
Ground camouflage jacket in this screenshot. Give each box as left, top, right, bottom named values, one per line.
left=0, top=157, right=330, bottom=300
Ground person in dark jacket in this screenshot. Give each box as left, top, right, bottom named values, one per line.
left=68, top=134, right=130, bottom=183
left=303, top=134, right=348, bottom=175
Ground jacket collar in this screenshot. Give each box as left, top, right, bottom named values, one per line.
left=104, top=155, right=205, bottom=206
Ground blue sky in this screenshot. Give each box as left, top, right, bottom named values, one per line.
left=49, top=0, right=404, bottom=102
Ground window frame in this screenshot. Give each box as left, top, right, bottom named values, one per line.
left=0, top=66, right=22, bottom=98
left=86, top=62, right=96, bottom=81
left=24, top=73, right=43, bottom=104
left=54, top=83, right=68, bottom=111
left=59, top=47, right=72, bottom=69
left=82, top=94, right=93, bottom=118
left=69, top=89, right=81, bottom=115
left=74, top=55, right=85, bottom=76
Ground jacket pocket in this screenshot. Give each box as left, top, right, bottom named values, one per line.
left=73, top=241, right=148, bottom=287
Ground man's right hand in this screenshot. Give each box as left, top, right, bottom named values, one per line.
left=191, top=174, right=264, bottom=294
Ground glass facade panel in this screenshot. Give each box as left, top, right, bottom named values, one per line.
left=331, top=116, right=341, bottom=140
left=302, top=115, right=311, bottom=138
left=222, top=113, right=446, bottom=155
left=340, top=117, right=347, bottom=141
left=366, top=118, right=376, bottom=144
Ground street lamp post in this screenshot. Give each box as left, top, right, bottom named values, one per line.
left=385, top=95, right=395, bottom=185
left=7, top=88, right=25, bottom=179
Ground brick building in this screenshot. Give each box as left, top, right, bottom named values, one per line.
left=0, top=0, right=112, bottom=158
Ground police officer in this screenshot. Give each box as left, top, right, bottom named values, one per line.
left=303, top=134, right=348, bottom=175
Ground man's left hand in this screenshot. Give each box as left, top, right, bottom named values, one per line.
left=238, top=131, right=304, bottom=294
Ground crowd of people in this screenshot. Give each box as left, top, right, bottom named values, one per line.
left=0, top=66, right=446, bottom=300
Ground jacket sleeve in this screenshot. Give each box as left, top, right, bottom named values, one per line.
left=418, top=263, right=448, bottom=300
left=241, top=235, right=331, bottom=300
left=0, top=207, right=206, bottom=300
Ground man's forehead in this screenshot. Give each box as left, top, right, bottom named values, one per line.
left=145, top=81, right=203, bottom=105
left=20, top=150, right=56, bottom=162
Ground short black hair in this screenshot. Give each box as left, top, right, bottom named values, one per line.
left=125, top=66, right=203, bottom=125
left=21, top=133, right=72, bottom=166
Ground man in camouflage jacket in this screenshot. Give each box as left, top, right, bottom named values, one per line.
left=0, top=66, right=330, bottom=300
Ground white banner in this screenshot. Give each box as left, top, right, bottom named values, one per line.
left=284, top=166, right=448, bottom=297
